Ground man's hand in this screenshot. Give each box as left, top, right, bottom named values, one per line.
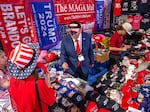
left=62, top=62, right=69, bottom=70
left=122, top=46, right=127, bottom=51
left=124, top=45, right=131, bottom=49
left=90, top=64, right=94, bottom=68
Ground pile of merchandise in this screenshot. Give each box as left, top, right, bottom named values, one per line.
left=37, top=31, right=150, bottom=112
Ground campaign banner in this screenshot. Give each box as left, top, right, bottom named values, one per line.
left=0, top=1, right=36, bottom=56
left=95, top=0, right=104, bottom=31
left=53, top=0, right=95, bottom=34
left=30, top=0, right=59, bottom=50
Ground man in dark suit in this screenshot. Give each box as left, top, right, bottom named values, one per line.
left=60, top=21, right=94, bottom=81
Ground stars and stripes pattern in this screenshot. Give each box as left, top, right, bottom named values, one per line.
left=8, top=43, right=39, bottom=79
left=9, top=43, right=34, bottom=69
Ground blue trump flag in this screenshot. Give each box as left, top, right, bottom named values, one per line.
left=95, top=0, right=104, bottom=31
left=30, top=0, right=60, bottom=50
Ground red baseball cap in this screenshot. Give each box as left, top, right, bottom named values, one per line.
left=86, top=101, right=99, bottom=112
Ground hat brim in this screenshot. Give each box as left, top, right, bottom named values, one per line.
left=8, top=43, right=39, bottom=79
left=126, top=31, right=131, bottom=35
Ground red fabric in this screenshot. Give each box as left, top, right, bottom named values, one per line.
left=129, top=101, right=140, bottom=109
left=130, top=59, right=138, bottom=68
left=75, top=40, right=80, bottom=55
left=113, top=0, right=122, bottom=16
left=136, top=70, right=149, bottom=84
left=126, top=79, right=134, bottom=87
left=136, top=76, right=144, bottom=84
left=110, top=32, right=123, bottom=54
left=144, top=51, right=150, bottom=61
left=86, top=101, right=99, bottom=112
left=36, top=62, right=48, bottom=73
left=45, top=52, right=59, bottom=62
left=9, top=43, right=34, bottom=69
left=132, top=15, right=143, bottom=30
left=121, top=95, right=132, bottom=110
left=92, top=34, right=105, bottom=49
left=92, top=34, right=105, bottom=42
left=121, top=85, right=131, bottom=94
left=127, top=15, right=134, bottom=26
left=75, top=40, right=81, bottom=67
left=131, top=91, right=138, bottom=98
left=98, top=108, right=111, bottom=112
left=0, top=0, right=37, bottom=57
left=8, top=76, right=56, bottom=112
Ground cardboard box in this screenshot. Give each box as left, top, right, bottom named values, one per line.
left=94, top=49, right=109, bottom=63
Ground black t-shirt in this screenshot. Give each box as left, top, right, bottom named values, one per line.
left=130, top=0, right=139, bottom=12
left=148, top=0, right=150, bottom=12
left=140, top=14, right=150, bottom=30
left=121, top=0, right=131, bottom=14
left=138, top=0, right=149, bottom=13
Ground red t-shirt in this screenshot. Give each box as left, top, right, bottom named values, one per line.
left=8, top=76, right=56, bottom=112
left=132, top=15, right=143, bottom=30
left=127, top=15, right=134, bottom=26
left=113, top=0, right=122, bottom=16
left=110, top=32, right=123, bottom=55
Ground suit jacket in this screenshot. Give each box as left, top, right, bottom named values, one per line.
left=60, top=32, right=94, bottom=76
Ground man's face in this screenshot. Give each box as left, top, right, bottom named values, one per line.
left=121, top=29, right=127, bottom=36
left=70, top=28, right=81, bottom=40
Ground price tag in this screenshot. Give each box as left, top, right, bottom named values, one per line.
left=78, top=54, right=84, bottom=62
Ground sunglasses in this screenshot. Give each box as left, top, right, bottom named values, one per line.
left=70, top=31, right=78, bottom=35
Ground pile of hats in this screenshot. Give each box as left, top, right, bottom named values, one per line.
left=51, top=79, right=85, bottom=111
left=38, top=50, right=59, bottom=63
left=107, top=89, right=122, bottom=104
left=92, top=34, right=106, bottom=49
left=90, top=60, right=150, bottom=111
left=51, top=81, right=82, bottom=111
left=47, top=59, right=63, bottom=72
left=38, top=49, right=62, bottom=72
left=119, top=67, right=150, bottom=111
left=120, top=79, right=140, bottom=110
left=92, top=75, right=112, bottom=95
left=85, top=91, right=125, bottom=112
left=86, top=101, right=111, bottom=112
left=135, top=69, right=149, bottom=85
left=144, top=51, right=150, bottom=62
left=126, top=34, right=150, bottom=60
left=92, top=63, right=127, bottom=95
left=107, top=64, right=126, bottom=83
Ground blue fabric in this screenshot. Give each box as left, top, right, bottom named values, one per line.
left=138, top=85, right=150, bottom=112
left=87, top=61, right=109, bottom=85
left=94, top=61, right=110, bottom=68
left=121, top=51, right=128, bottom=58
left=87, top=67, right=107, bottom=85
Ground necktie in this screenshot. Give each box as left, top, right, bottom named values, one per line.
left=75, top=39, right=80, bottom=67
left=75, top=40, right=80, bottom=55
